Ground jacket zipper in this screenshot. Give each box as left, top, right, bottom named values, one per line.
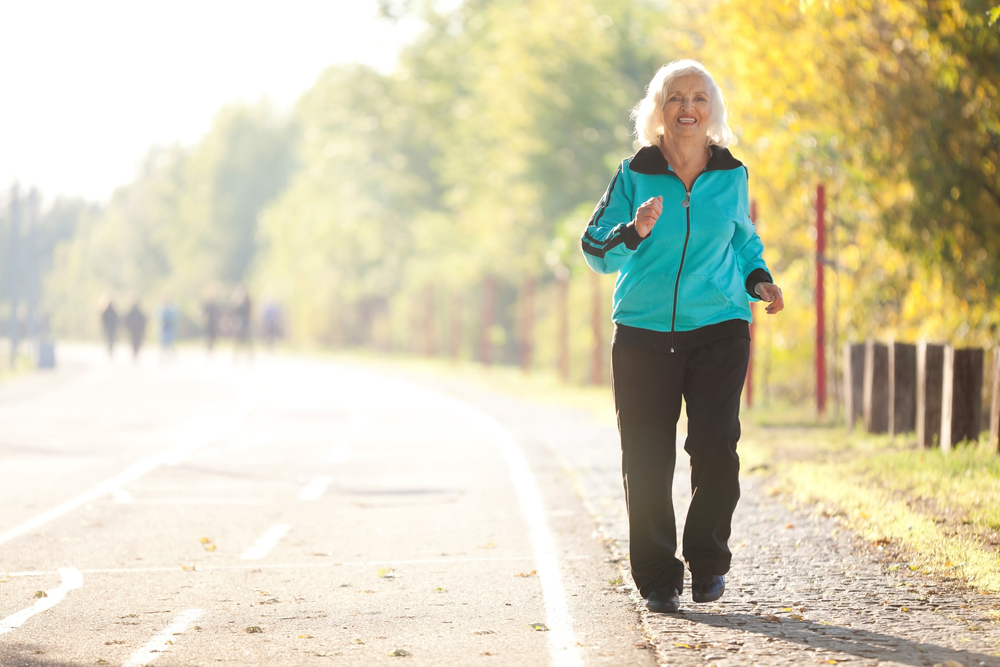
left=669, top=188, right=692, bottom=353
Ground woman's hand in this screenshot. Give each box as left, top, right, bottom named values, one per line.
left=635, top=196, right=662, bottom=238
left=754, top=282, right=784, bottom=314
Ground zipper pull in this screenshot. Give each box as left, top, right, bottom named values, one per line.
left=682, top=190, right=690, bottom=208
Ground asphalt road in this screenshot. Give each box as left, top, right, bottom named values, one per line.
left=0, top=345, right=654, bottom=667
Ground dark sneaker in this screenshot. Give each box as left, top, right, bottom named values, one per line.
left=691, top=574, right=725, bottom=603
left=645, top=587, right=680, bottom=613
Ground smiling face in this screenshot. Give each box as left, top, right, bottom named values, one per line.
left=660, top=73, right=712, bottom=143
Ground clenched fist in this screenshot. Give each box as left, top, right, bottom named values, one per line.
left=635, top=196, right=662, bottom=238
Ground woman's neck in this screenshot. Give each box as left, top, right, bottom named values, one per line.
left=658, top=135, right=711, bottom=190
left=658, top=135, right=710, bottom=172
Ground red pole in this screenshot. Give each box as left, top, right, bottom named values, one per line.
left=816, top=184, right=827, bottom=417
left=557, top=276, right=569, bottom=382
left=480, top=275, right=495, bottom=366
left=746, top=199, right=757, bottom=407
left=520, top=277, right=535, bottom=372
left=591, top=272, right=602, bottom=385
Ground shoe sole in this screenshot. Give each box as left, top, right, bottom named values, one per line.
left=646, top=601, right=680, bottom=613
left=691, top=585, right=725, bottom=603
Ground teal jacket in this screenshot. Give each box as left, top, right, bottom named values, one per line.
left=581, top=145, right=770, bottom=333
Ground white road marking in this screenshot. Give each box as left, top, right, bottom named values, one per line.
left=123, top=608, right=202, bottom=667
left=112, top=489, right=134, bottom=504
left=129, top=498, right=268, bottom=506
left=0, top=567, right=83, bottom=635
left=298, top=476, right=333, bottom=501
left=240, top=523, right=291, bottom=560
left=327, top=444, right=351, bottom=463
left=405, top=384, right=583, bottom=667
left=0, top=404, right=250, bottom=547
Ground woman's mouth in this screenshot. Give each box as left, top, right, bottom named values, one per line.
left=678, top=117, right=697, bottom=124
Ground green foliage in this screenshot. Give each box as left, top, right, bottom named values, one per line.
left=43, top=101, right=295, bottom=336
left=36, top=0, right=1000, bottom=397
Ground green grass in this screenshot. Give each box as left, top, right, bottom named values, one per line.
left=740, top=420, right=1000, bottom=593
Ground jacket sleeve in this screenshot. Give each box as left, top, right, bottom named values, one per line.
left=732, top=166, right=772, bottom=301
left=581, top=162, right=646, bottom=274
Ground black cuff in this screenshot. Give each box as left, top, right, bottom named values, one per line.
left=745, top=268, right=773, bottom=298
left=622, top=221, right=647, bottom=250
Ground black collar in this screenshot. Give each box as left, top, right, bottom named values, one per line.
left=628, top=144, right=743, bottom=175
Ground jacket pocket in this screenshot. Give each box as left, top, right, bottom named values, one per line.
left=614, top=273, right=674, bottom=322
left=674, top=275, right=732, bottom=329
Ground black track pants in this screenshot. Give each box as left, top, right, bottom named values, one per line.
left=611, top=337, right=749, bottom=597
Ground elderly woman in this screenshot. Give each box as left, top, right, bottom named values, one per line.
left=581, top=60, right=784, bottom=613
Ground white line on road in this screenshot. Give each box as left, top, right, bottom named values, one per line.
left=112, top=489, right=133, bottom=504
left=240, top=523, right=291, bottom=560
left=298, top=476, right=333, bottom=501
left=0, top=403, right=251, bottom=548
left=412, top=385, right=583, bottom=667
left=0, top=567, right=83, bottom=635
left=123, top=608, right=202, bottom=667
left=327, top=444, right=351, bottom=463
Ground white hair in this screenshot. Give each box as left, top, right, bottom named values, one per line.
left=631, top=60, right=734, bottom=148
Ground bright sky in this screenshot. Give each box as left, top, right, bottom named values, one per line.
left=1, top=1, right=424, bottom=203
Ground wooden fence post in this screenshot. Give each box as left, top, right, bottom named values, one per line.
left=590, top=272, right=602, bottom=385
left=844, top=342, right=865, bottom=431
left=941, top=344, right=955, bottom=453
left=990, top=347, right=1000, bottom=453
left=916, top=342, right=944, bottom=448
left=888, top=342, right=917, bottom=436
left=556, top=276, right=569, bottom=382
left=950, top=347, right=984, bottom=447
left=424, top=284, right=436, bottom=357
left=519, top=277, right=535, bottom=372
left=449, top=292, right=463, bottom=361
left=480, top=275, right=495, bottom=366
left=863, top=339, right=889, bottom=434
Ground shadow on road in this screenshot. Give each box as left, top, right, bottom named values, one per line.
left=684, top=611, right=1000, bottom=666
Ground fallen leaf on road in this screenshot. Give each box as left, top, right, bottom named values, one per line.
left=96, top=660, right=108, bottom=665
left=181, top=565, right=197, bottom=571
left=608, top=576, right=623, bottom=585
left=353, top=639, right=364, bottom=644
left=784, top=524, right=794, bottom=529
left=118, top=614, right=138, bottom=619
left=378, top=568, right=396, bottom=578
left=529, top=623, right=549, bottom=632
left=33, top=591, right=47, bottom=598
left=789, top=614, right=804, bottom=621
left=482, top=652, right=495, bottom=656
left=674, top=643, right=692, bottom=649
left=388, top=648, right=411, bottom=656
left=435, top=587, right=447, bottom=593
left=244, top=626, right=263, bottom=634
left=298, top=635, right=313, bottom=639
left=473, top=630, right=496, bottom=635
left=516, top=571, right=537, bottom=578
left=258, top=598, right=280, bottom=605
left=165, top=640, right=173, bottom=645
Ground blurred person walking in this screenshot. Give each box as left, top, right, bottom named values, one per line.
left=261, top=300, right=282, bottom=349
left=582, top=60, right=784, bottom=614
left=203, top=293, right=220, bottom=352
left=231, top=284, right=252, bottom=360
left=124, top=301, right=147, bottom=361
left=160, top=296, right=178, bottom=361
left=98, top=293, right=118, bottom=358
